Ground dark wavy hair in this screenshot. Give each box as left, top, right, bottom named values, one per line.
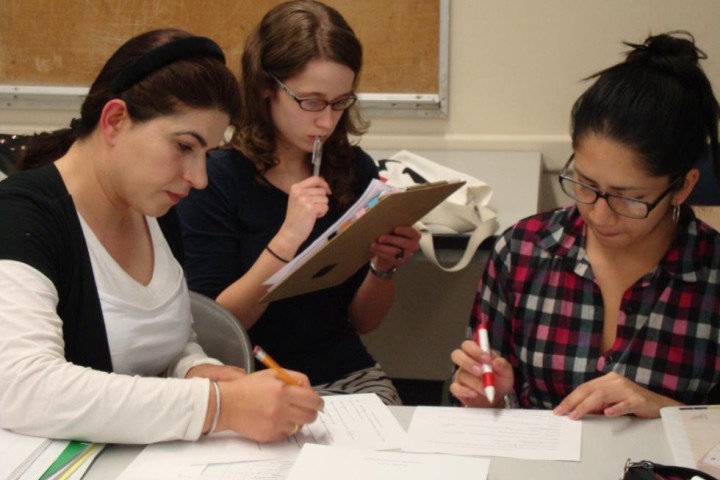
left=20, top=28, right=241, bottom=170
left=233, top=0, right=369, bottom=208
left=571, top=31, right=720, bottom=184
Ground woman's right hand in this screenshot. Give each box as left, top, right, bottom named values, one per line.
left=277, top=176, right=331, bottom=248
left=214, top=369, right=324, bottom=443
left=449, top=340, right=515, bottom=408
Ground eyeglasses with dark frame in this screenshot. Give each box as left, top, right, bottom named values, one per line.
left=268, top=73, right=357, bottom=112
left=558, top=154, right=683, bottom=219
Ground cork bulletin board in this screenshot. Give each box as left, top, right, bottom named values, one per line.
left=0, top=0, right=442, bottom=100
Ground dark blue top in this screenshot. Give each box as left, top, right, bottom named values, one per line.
left=177, top=147, right=379, bottom=384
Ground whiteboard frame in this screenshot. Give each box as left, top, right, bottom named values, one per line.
left=0, top=0, right=449, bottom=118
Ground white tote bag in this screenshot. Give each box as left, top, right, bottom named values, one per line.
left=375, top=150, right=498, bottom=272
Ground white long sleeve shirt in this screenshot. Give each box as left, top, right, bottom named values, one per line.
left=0, top=217, right=221, bottom=444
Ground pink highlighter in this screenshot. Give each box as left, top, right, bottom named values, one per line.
left=474, top=323, right=496, bottom=404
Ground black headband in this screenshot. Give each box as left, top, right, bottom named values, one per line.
left=110, top=36, right=226, bottom=94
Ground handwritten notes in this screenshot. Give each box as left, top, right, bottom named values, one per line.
left=403, top=407, right=582, bottom=461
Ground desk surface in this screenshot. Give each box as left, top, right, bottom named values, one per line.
left=86, top=406, right=673, bottom=480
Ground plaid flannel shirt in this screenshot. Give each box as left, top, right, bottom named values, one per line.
left=471, top=205, right=720, bottom=408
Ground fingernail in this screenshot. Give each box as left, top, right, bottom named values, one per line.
left=470, top=364, right=484, bottom=375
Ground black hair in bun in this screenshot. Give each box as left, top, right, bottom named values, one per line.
left=571, top=30, right=720, bottom=182
left=624, top=31, right=705, bottom=65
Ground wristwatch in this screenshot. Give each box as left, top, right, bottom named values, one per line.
left=369, top=260, right=397, bottom=280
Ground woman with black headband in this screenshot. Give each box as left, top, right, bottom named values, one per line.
left=0, top=28, right=323, bottom=444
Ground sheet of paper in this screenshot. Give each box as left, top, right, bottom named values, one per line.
left=117, top=393, right=406, bottom=480
left=299, top=393, right=406, bottom=449
left=263, top=179, right=397, bottom=288
left=115, top=433, right=299, bottom=480
left=403, top=407, right=582, bottom=461
left=661, top=405, right=720, bottom=478
left=287, top=444, right=490, bottom=480
left=197, top=459, right=294, bottom=480
left=16, top=441, right=69, bottom=480
left=0, top=428, right=53, bottom=480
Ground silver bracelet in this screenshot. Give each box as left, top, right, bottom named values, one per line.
left=208, top=380, right=221, bottom=434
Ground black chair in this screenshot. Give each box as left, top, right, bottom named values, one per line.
left=0, top=133, right=30, bottom=176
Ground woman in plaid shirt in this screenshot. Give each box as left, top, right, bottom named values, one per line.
left=451, top=31, right=720, bottom=419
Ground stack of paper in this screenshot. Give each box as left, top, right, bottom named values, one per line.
left=116, top=393, right=408, bottom=480
left=1, top=429, right=51, bottom=480
left=116, top=393, right=586, bottom=480
left=1, top=429, right=105, bottom=480
left=264, top=178, right=398, bottom=287
left=661, top=405, right=720, bottom=477
left=37, top=441, right=105, bottom=480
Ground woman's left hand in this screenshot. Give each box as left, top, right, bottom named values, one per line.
left=553, top=371, right=682, bottom=420
left=370, top=225, right=421, bottom=272
left=186, top=364, right=247, bottom=382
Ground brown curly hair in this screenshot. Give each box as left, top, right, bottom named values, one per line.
left=232, top=0, right=369, bottom=208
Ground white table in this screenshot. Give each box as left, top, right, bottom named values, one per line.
left=85, top=406, right=673, bottom=480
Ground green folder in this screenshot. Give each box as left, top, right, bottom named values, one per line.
left=39, top=440, right=93, bottom=480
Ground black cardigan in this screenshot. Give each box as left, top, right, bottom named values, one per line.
left=0, top=164, right=183, bottom=372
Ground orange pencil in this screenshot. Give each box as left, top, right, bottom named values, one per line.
left=253, top=346, right=301, bottom=386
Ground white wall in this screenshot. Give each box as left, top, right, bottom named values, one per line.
left=2, top=0, right=720, bottom=210
left=360, top=0, right=720, bottom=210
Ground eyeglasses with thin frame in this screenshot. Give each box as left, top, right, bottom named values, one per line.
left=268, top=73, right=357, bottom=112
left=558, top=154, right=683, bottom=219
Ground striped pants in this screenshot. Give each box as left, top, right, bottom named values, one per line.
left=312, top=363, right=402, bottom=406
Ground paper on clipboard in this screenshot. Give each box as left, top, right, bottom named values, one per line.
left=260, top=179, right=464, bottom=302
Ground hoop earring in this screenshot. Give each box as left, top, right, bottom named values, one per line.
left=672, top=204, right=680, bottom=223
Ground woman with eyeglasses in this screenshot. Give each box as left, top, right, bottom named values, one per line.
left=450, top=31, right=720, bottom=418
left=177, top=0, right=420, bottom=405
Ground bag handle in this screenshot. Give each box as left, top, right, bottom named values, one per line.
left=417, top=216, right=498, bottom=272
left=623, top=459, right=719, bottom=480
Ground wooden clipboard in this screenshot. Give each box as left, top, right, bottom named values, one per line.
left=260, top=180, right=464, bottom=302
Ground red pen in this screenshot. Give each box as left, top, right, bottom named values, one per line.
left=474, top=322, right=496, bottom=403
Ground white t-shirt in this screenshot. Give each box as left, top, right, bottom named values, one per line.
left=80, top=215, right=192, bottom=375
